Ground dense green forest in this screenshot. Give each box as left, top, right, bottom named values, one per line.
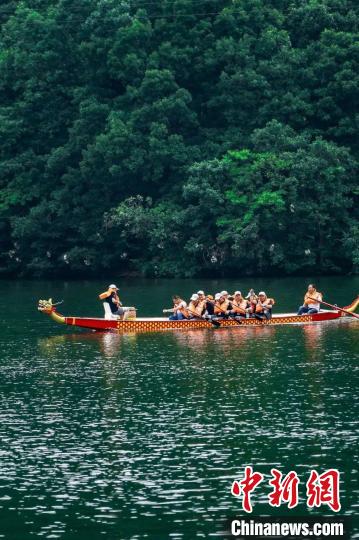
left=0, top=0, right=358, bottom=277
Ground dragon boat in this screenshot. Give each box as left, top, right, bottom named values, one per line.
left=38, top=297, right=359, bottom=333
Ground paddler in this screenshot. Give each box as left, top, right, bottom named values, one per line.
left=245, top=289, right=258, bottom=317
left=204, top=294, right=215, bottom=317
left=255, top=291, right=275, bottom=320
left=188, top=293, right=205, bottom=318
left=223, top=291, right=233, bottom=311
left=99, top=284, right=124, bottom=317
left=297, top=284, right=323, bottom=315
left=196, top=290, right=207, bottom=315
left=229, top=291, right=248, bottom=319
left=214, top=292, right=231, bottom=318
left=221, top=290, right=230, bottom=302
left=164, top=295, right=189, bottom=320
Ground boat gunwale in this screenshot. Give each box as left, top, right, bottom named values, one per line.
left=55, top=310, right=347, bottom=333
left=60, top=309, right=335, bottom=322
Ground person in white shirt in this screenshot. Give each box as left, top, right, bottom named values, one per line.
left=297, top=284, right=323, bottom=315
left=163, top=295, right=189, bottom=320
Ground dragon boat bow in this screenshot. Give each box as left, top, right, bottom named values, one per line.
left=38, top=297, right=359, bottom=333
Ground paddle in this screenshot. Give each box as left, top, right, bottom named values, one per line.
left=308, top=297, right=359, bottom=320
left=206, top=299, right=244, bottom=326
left=163, top=306, right=220, bottom=327
left=187, top=306, right=221, bottom=328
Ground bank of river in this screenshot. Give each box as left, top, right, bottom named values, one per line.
left=0, top=277, right=358, bottom=539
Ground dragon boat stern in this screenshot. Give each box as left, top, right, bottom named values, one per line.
left=343, top=296, right=359, bottom=315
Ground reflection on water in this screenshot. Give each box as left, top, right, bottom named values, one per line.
left=38, top=319, right=356, bottom=359
left=0, top=278, right=358, bottom=539
left=173, top=325, right=277, bottom=351
left=302, top=322, right=324, bottom=346
left=38, top=325, right=283, bottom=365
left=38, top=332, right=139, bottom=359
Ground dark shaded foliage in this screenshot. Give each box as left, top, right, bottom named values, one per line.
left=0, top=0, right=358, bottom=277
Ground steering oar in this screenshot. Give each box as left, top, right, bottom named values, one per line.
left=308, top=297, right=359, bottom=320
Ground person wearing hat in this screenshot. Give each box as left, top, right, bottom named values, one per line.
left=99, top=284, right=124, bottom=317
left=229, top=291, right=248, bottom=318
left=196, top=290, right=206, bottom=315
left=245, top=289, right=258, bottom=317
left=188, top=293, right=205, bottom=318
left=255, top=292, right=275, bottom=320
left=214, top=292, right=231, bottom=317
left=245, top=289, right=255, bottom=300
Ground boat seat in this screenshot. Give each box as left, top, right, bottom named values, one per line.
left=103, top=303, right=137, bottom=320
left=103, top=302, right=118, bottom=320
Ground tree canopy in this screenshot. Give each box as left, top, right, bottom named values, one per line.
left=0, top=0, right=358, bottom=277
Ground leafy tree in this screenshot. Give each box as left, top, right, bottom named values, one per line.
left=106, top=122, right=357, bottom=276
left=0, top=0, right=357, bottom=276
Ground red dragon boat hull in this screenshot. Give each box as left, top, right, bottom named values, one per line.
left=38, top=297, right=359, bottom=333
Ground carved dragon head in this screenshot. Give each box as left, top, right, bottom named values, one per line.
left=38, top=298, right=55, bottom=313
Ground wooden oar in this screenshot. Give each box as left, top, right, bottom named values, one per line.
left=308, top=297, right=359, bottom=320
left=163, top=306, right=220, bottom=327
left=187, top=306, right=221, bottom=328
left=206, top=299, right=243, bottom=326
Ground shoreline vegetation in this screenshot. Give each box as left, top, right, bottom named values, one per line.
left=0, top=268, right=357, bottom=280
left=0, top=0, right=358, bottom=279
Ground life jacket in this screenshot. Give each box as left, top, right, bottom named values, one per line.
left=304, top=291, right=322, bottom=309
left=188, top=300, right=204, bottom=317
left=214, top=299, right=230, bottom=315
left=231, top=298, right=248, bottom=314
left=256, top=297, right=275, bottom=313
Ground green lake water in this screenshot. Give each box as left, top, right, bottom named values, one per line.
left=0, top=277, right=358, bottom=539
